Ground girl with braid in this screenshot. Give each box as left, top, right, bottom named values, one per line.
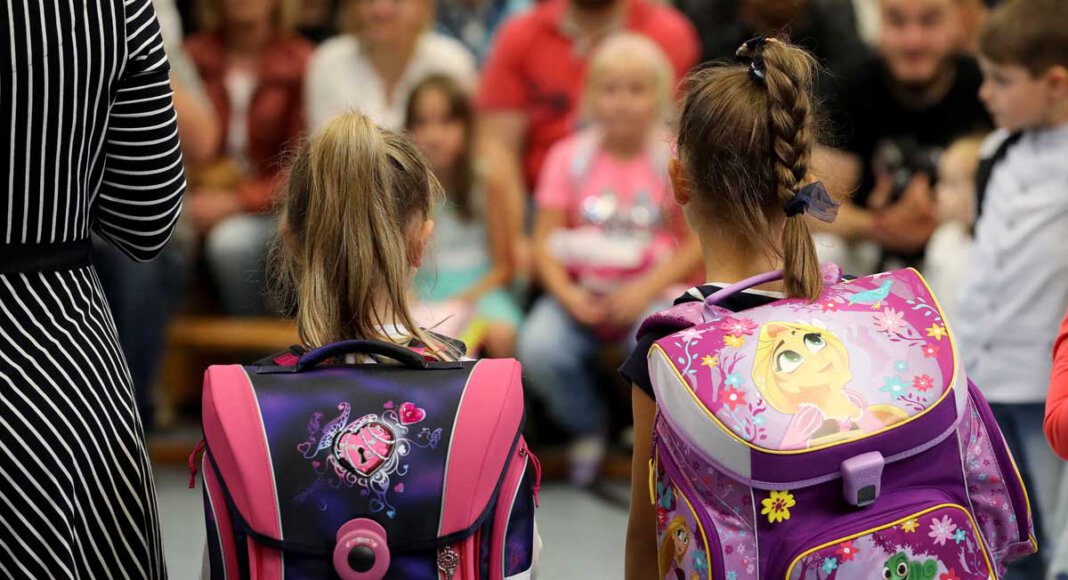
left=619, top=37, right=831, bottom=578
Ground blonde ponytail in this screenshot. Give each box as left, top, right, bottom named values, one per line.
left=272, top=112, right=448, bottom=355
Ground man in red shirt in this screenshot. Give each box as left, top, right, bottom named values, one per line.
left=477, top=0, right=700, bottom=191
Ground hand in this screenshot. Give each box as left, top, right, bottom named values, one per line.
left=606, top=280, right=658, bottom=328
left=187, top=188, right=241, bottom=234
left=562, top=287, right=608, bottom=328
left=871, top=174, right=938, bottom=254
left=867, top=171, right=896, bottom=211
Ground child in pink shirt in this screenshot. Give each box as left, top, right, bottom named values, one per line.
left=517, top=33, right=702, bottom=486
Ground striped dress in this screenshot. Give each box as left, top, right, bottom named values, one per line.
left=0, top=0, right=184, bottom=577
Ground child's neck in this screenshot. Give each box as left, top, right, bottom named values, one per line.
left=699, top=230, right=785, bottom=293
left=601, top=132, right=647, bottom=160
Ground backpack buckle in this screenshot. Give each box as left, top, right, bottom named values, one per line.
left=841, top=451, right=884, bottom=507
left=333, top=519, right=390, bottom=579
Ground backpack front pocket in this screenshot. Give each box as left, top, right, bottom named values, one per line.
left=786, top=504, right=995, bottom=580
left=656, top=444, right=720, bottom=579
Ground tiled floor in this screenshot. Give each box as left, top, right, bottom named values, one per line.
left=156, top=465, right=629, bottom=579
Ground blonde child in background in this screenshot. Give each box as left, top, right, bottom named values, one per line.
left=406, top=75, right=523, bottom=358
left=518, top=33, right=703, bottom=486
left=922, top=134, right=984, bottom=325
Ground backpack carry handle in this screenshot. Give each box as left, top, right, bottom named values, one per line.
left=295, top=340, right=431, bottom=371
left=705, top=271, right=784, bottom=306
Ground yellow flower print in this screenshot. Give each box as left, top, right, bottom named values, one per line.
left=926, top=324, right=947, bottom=341
left=724, top=335, right=746, bottom=348
left=761, top=490, right=796, bottom=524
left=702, top=355, right=718, bottom=369
left=901, top=518, right=919, bottom=533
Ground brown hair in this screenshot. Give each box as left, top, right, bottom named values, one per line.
left=676, top=38, right=823, bottom=299
left=980, top=0, right=1068, bottom=76
left=405, top=75, right=477, bottom=221
left=272, top=112, right=445, bottom=352
left=197, top=0, right=298, bottom=33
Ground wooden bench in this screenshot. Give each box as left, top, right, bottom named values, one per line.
left=159, top=316, right=298, bottom=426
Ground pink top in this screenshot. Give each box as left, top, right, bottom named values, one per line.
left=535, top=133, right=671, bottom=223
left=535, top=132, right=683, bottom=290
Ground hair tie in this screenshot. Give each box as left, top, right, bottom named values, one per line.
left=736, top=36, right=770, bottom=83
left=784, top=181, right=839, bottom=223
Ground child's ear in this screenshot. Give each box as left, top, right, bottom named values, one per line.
left=409, top=219, right=435, bottom=268
left=669, top=158, right=691, bottom=206
left=1047, top=65, right=1068, bottom=97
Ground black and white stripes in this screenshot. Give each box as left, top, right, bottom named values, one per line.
left=1, top=0, right=183, bottom=577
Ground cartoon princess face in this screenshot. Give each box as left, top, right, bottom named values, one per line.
left=752, top=322, right=853, bottom=414
left=659, top=516, right=690, bottom=576
left=753, top=322, right=907, bottom=449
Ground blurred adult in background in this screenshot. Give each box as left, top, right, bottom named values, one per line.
left=814, top=0, right=991, bottom=273
left=94, top=0, right=219, bottom=432
left=677, top=0, right=868, bottom=85
left=185, top=0, right=312, bottom=316
left=476, top=0, right=699, bottom=195
left=305, top=0, right=477, bottom=132
left=436, top=0, right=532, bottom=64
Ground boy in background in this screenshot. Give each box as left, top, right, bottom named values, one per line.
left=957, top=0, right=1068, bottom=575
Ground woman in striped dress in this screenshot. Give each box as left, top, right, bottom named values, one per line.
left=0, top=0, right=184, bottom=577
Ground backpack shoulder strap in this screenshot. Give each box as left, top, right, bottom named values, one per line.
left=568, top=129, right=602, bottom=187
left=635, top=263, right=845, bottom=342
left=975, top=130, right=1023, bottom=220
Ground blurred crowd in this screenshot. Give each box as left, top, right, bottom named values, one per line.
left=105, top=0, right=1068, bottom=574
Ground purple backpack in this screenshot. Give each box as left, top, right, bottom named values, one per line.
left=639, top=267, right=1036, bottom=579
left=193, top=339, right=540, bottom=580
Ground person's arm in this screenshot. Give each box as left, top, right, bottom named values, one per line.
left=170, top=77, right=218, bottom=166
left=607, top=233, right=703, bottom=327
left=455, top=168, right=515, bottom=303
left=531, top=208, right=605, bottom=326
left=1045, top=310, right=1068, bottom=460
left=476, top=16, right=532, bottom=189
left=810, top=145, right=873, bottom=241
left=626, top=387, right=660, bottom=580
left=479, top=137, right=530, bottom=279
left=94, top=0, right=185, bottom=262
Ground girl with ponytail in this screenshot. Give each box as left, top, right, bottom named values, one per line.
left=270, top=110, right=457, bottom=358
left=619, top=37, right=838, bottom=578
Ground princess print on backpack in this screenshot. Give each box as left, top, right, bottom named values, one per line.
left=751, top=321, right=908, bottom=450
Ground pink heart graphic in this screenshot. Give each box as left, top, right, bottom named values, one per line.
left=399, top=402, right=426, bottom=425
left=383, top=401, right=394, bottom=409
left=311, top=460, right=321, bottom=469
left=335, top=421, right=396, bottom=477
left=394, top=483, right=405, bottom=493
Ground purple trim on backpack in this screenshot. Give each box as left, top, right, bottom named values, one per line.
left=966, top=381, right=1032, bottom=546
left=747, top=390, right=962, bottom=486
left=704, top=271, right=786, bottom=306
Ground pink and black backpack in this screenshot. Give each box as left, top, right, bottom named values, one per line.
left=639, top=267, right=1036, bottom=579
left=192, top=339, right=539, bottom=580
